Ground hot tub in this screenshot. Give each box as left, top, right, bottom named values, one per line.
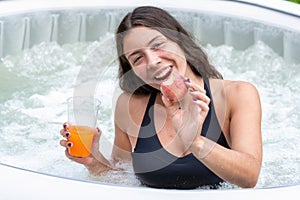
left=1, top=0, right=300, bottom=199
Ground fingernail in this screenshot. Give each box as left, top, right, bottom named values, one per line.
left=160, top=92, right=163, bottom=96
left=63, top=123, right=68, bottom=130
left=193, top=97, right=197, bottom=101
left=67, top=142, right=73, bottom=148
left=185, top=78, right=190, bottom=83
left=96, top=127, right=101, bottom=133
left=189, top=88, right=194, bottom=93
left=65, top=132, right=70, bottom=138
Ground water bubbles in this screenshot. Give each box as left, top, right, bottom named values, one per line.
left=205, top=41, right=300, bottom=188
left=0, top=37, right=300, bottom=189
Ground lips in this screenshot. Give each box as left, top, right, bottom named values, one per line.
left=154, top=66, right=172, bottom=81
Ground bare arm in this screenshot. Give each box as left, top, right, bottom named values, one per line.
left=191, top=81, right=262, bottom=188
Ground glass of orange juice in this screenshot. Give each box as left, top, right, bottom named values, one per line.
left=67, top=96, right=101, bottom=157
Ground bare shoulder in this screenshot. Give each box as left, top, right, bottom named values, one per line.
left=223, top=80, right=260, bottom=99
left=115, top=92, right=131, bottom=108
left=115, top=92, right=149, bottom=109
left=210, top=78, right=258, bottom=95
left=222, top=80, right=261, bottom=112
left=209, top=78, right=260, bottom=110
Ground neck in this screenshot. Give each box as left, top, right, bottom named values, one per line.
left=184, top=66, right=204, bottom=88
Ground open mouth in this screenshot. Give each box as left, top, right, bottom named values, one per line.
left=154, top=66, right=172, bottom=81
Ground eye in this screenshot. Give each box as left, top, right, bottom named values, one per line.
left=132, top=55, right=143, bottom=65
left=152, top=42, right=164, bottom=49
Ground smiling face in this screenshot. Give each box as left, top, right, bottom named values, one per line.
left=123, top=26, right=188, bottom=90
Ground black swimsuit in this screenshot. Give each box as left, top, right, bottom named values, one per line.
left=131, top=79, right=230, bottom=189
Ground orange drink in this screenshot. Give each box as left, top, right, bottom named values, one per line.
left=67, top=125, right=95, bottom=157
left=67, top=96, right=101, bottom=157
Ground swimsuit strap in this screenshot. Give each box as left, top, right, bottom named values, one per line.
left=202, top=78, right=230, bottom=147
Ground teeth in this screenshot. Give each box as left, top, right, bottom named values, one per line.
left=155, top=67, right=171, bottom=80
left=163, top=73, right=174, bottom=85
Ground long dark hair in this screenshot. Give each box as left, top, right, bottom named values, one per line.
left=116, top=6, right=223, bottom=94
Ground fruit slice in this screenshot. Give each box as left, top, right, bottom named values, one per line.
left=160, top=71, right=187, bottom=102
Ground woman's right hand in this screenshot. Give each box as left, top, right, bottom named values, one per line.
left=59, top=122, right=111, bottom=175
left=161, top=78, right=210, bottom=151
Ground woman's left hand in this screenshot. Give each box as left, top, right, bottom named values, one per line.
left=161, top=78, right=210, bottom=150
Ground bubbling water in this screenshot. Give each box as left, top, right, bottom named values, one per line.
left=0, top=33, right=299, bottom=189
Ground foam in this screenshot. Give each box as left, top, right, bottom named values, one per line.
left=0, top=38, right=300, bottom=188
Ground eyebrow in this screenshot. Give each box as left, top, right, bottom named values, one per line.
left=127, top=35, right=163, bottom=61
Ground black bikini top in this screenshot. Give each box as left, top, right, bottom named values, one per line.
left=131, top=79, right=230, bottom=189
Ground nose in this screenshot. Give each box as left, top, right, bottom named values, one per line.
left=146, top=49, right=162, bottom=68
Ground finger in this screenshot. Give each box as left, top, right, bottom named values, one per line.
left=96, top=127, right=102, bottom=137
left=63, top=122, right=70, bottom=130
left=60, top=139, right=67, bottom=147
left=185, top=79, right=206, bottom=94
left=190, top=90, right=210, bottom=104
left=86, top=127, right=102, bottom=154
left=161, top=93, right=174, bottom=107
left=192, top=99, right=210, bottom=112
left=65, top=149, right=71, bottom=157
left=60, top=129, right=71, bottom=138
left=61, top=122, right=71, bottom=138
left=161, top=94, right=182, bottom=117
left=65, top=150, right=93, bottom=165
left=60, top=139, right=73, bottom=148
left=60, top=129, right=65, bottom=136
left=64, top=149, right=76, bottom=161
left=93, top=128, right=101, bottom=144
left=64, top=150, right=75, bottom=161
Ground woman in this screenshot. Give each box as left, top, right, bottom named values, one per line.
left=60, top=6, right=262, bottom=189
